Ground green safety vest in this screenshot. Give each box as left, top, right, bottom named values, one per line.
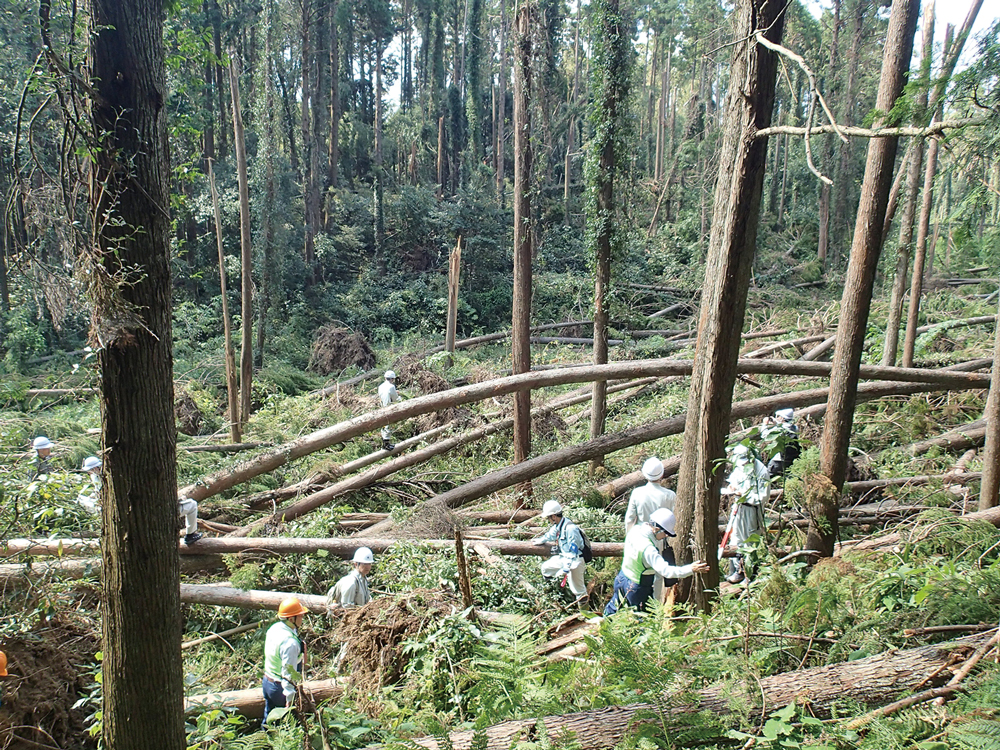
left=264, top=620, right=301, bottom=682
left=621, top=526, right=658, bottom=584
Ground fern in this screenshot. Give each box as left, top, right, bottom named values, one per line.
left=949, top=718, right=1000, bottom=750
left=466, top=618, right=548, bottom=724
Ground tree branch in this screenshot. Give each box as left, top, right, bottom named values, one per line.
left=755, top=118, right=982, bottom=140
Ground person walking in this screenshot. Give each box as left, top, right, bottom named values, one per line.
left=761, top=408, right=801, bottom=477
left=378, top=370, right=401, bottom=451
left=327, top=547, right=374, bottom=608
left=624, top=457, right=675, bottom=532
left=722, top=444, right=770, bottom=583
left=178, top=496, right=203, bottom=545
left=604, top=508, right=709, bottom=616
left=262, top=596, right=309, bottom=726
left=531, top=500, right=588, bottom=606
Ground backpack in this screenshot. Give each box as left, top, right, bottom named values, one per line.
left=579, top=527, right=594, bottom=563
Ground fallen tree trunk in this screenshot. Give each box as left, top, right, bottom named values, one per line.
left=849, top=504, right=1000, bottom=553
left=408, top=632, right=990, bottom=750
left=321, top=321, right=596, bottom=392
left=361, top=377, right=983, bottom=538
left=0, top=555, right=225, bottom=581
left=182, top=359, right=989, bottom=504
left=179, top=537, right=624, bottom=558
left=180, top=442, right=269, bottom=453
left=244, top=378, right=654, bottom=513
left=743, top=333, right=828, bottom=359
left=185, top=679, right=343, bottom=718
left=909, top=420, right=986, bottom=456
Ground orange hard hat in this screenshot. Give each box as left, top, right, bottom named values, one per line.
left=277, top=596, right=308, bottom=619
left=0, top=651, right=7, bottom=676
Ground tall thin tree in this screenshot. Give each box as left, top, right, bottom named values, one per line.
left=814, top=0, right=921, bottom=558
left=587, top=0, right=633, bottom=473
left=90, top=0, right=185, bottom=746
left=673, top=0, right=786, bottom=610
left=511, top=1, right=535, bottom=501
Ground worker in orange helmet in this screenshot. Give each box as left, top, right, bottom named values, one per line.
left=262, top=596, right=309, bottom=726
left=0, top=651, right=8, bottom=708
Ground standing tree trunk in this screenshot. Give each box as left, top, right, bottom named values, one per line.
left=229, top=63, right=254, bottom=430
left=587, top=0, right=633, bottom=474
left=817, top=0, right=841, bottom=267
left=496, top=0, right=507, bottom=204
left=208, top=161, right=240, bottom=443
left=90, top=1, right=185, bottom=747
left=673, top=0, right=785, bottom=610
left=881, top=1, right=933, bottom=366
left=328, top=0, right=340, bottom=192
left=511, top=3, right=535, bottom=501
left=980, top=289, right=1000, bottom=509
left=815, top=0, right=921, bottom=558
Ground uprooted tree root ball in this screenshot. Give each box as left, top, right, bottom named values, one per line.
left=308, top=326, right=377, bottom=375
left=1, top=615, right=100, bottom=750
left=334, top=589, right=462, bottom=713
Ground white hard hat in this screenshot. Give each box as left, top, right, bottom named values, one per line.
left=81, top=456, right=102, bottom=472
left=352, top=547, right=375, bottom=564
left=541, top=500, right=563, bottom=518
left=641, top=457, right=664, bottom=481
left=730, top=444, right=750, bottom=464
left=775, top=408, right=794, bottom=422
left=649, top=508, right=677, bottom=537
left=384, top=370, right=396, bottom=380
left=33, top=436, right=53, bottom=450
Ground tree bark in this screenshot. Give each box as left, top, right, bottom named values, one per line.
left=882, top=1, right=933, bottom=366
left=408, top=633, right=992, bottom=750
left=816, top=0, right=921, bottom=559
left=181, top=359, right=987, bottom=504
left=674, top=0, right=785, bottom=610
left=588, top=0, right=632, bottom=473
left=185, top=679, right=343, bottom=719
left=229, top=63, right=254, bottom=432
left=981, top=296, right=1000, bottom=508
left=89, top=3, right=185, bottom=747
left=207, top=161, right=240, bottom=443
left=511, top=3, right=534, bottom=499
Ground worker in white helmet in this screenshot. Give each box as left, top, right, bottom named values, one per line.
left=76, top=456, right=103, bottom=514
left=531, top=500, right=588, bottom=605
left=722, top=444, right=770, bottom=583
left=625, top=457, right=675, bottom=532
left=31, top=436, right=54, bottom=479
left=624, top=456, right=677, bottom=602
left=378, top=370, right=401, bottom=451
left=604, top=508, right=710, bottom=616
left=327, top=547, right=374, bottom=609
left=761, top=407, right=801, bottom=477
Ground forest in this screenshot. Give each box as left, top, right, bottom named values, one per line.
left=3, top=0, right=1000, bottom=748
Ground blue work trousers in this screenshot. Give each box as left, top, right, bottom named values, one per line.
left=262, top=676, right=288, bottom=726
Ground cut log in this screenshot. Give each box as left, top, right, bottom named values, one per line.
left=181, top=359, right=988, bottom=504
left=185, top=678, right=343, bottom=718
left=408, top=632, right=992, bottom=750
